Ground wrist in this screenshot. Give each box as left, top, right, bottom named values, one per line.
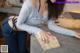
left=33, top=29, right=43, bottom=35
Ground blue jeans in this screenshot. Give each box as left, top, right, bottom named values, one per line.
left=1, top=18, right=27, bottom=53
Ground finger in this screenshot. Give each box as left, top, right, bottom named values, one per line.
left=47, top=32, right=55, bottom=38
left=46, top=32, right=52, bottom=39
left=44, top=34, right=49, bottom=43
left=43, top=35, right=47, bottom=43
left=41, top=33, right=47, bottom=43
left=40, top=34, right=47, bottom=43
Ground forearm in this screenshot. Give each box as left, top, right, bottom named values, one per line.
left=48, top=20, right=77, bottom=36
left=16, top=23, right=43, bottom=34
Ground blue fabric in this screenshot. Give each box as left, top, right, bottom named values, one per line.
left=1, top=18, right=27, bottom=53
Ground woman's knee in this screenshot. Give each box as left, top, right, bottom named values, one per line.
left=1, top=22, right=14, bottom=37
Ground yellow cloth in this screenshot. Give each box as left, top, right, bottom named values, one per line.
left=35, top=33, right=60, bottom=51
left=57, top=18, right=80, bottom=29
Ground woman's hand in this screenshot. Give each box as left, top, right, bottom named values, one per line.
left=75, top=32, right=80, bottom=39
left=37, top=31, right=53, bottom=43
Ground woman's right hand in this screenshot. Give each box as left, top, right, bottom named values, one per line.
left=36, top=31, right=53, bottom=43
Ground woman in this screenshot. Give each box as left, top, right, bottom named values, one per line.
left=1, top=0, right=80, bottom=53
left=1, top=0, right=52, bottom=53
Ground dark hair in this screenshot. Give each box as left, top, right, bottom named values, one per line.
left=47, top=0, right=66, bottom=19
